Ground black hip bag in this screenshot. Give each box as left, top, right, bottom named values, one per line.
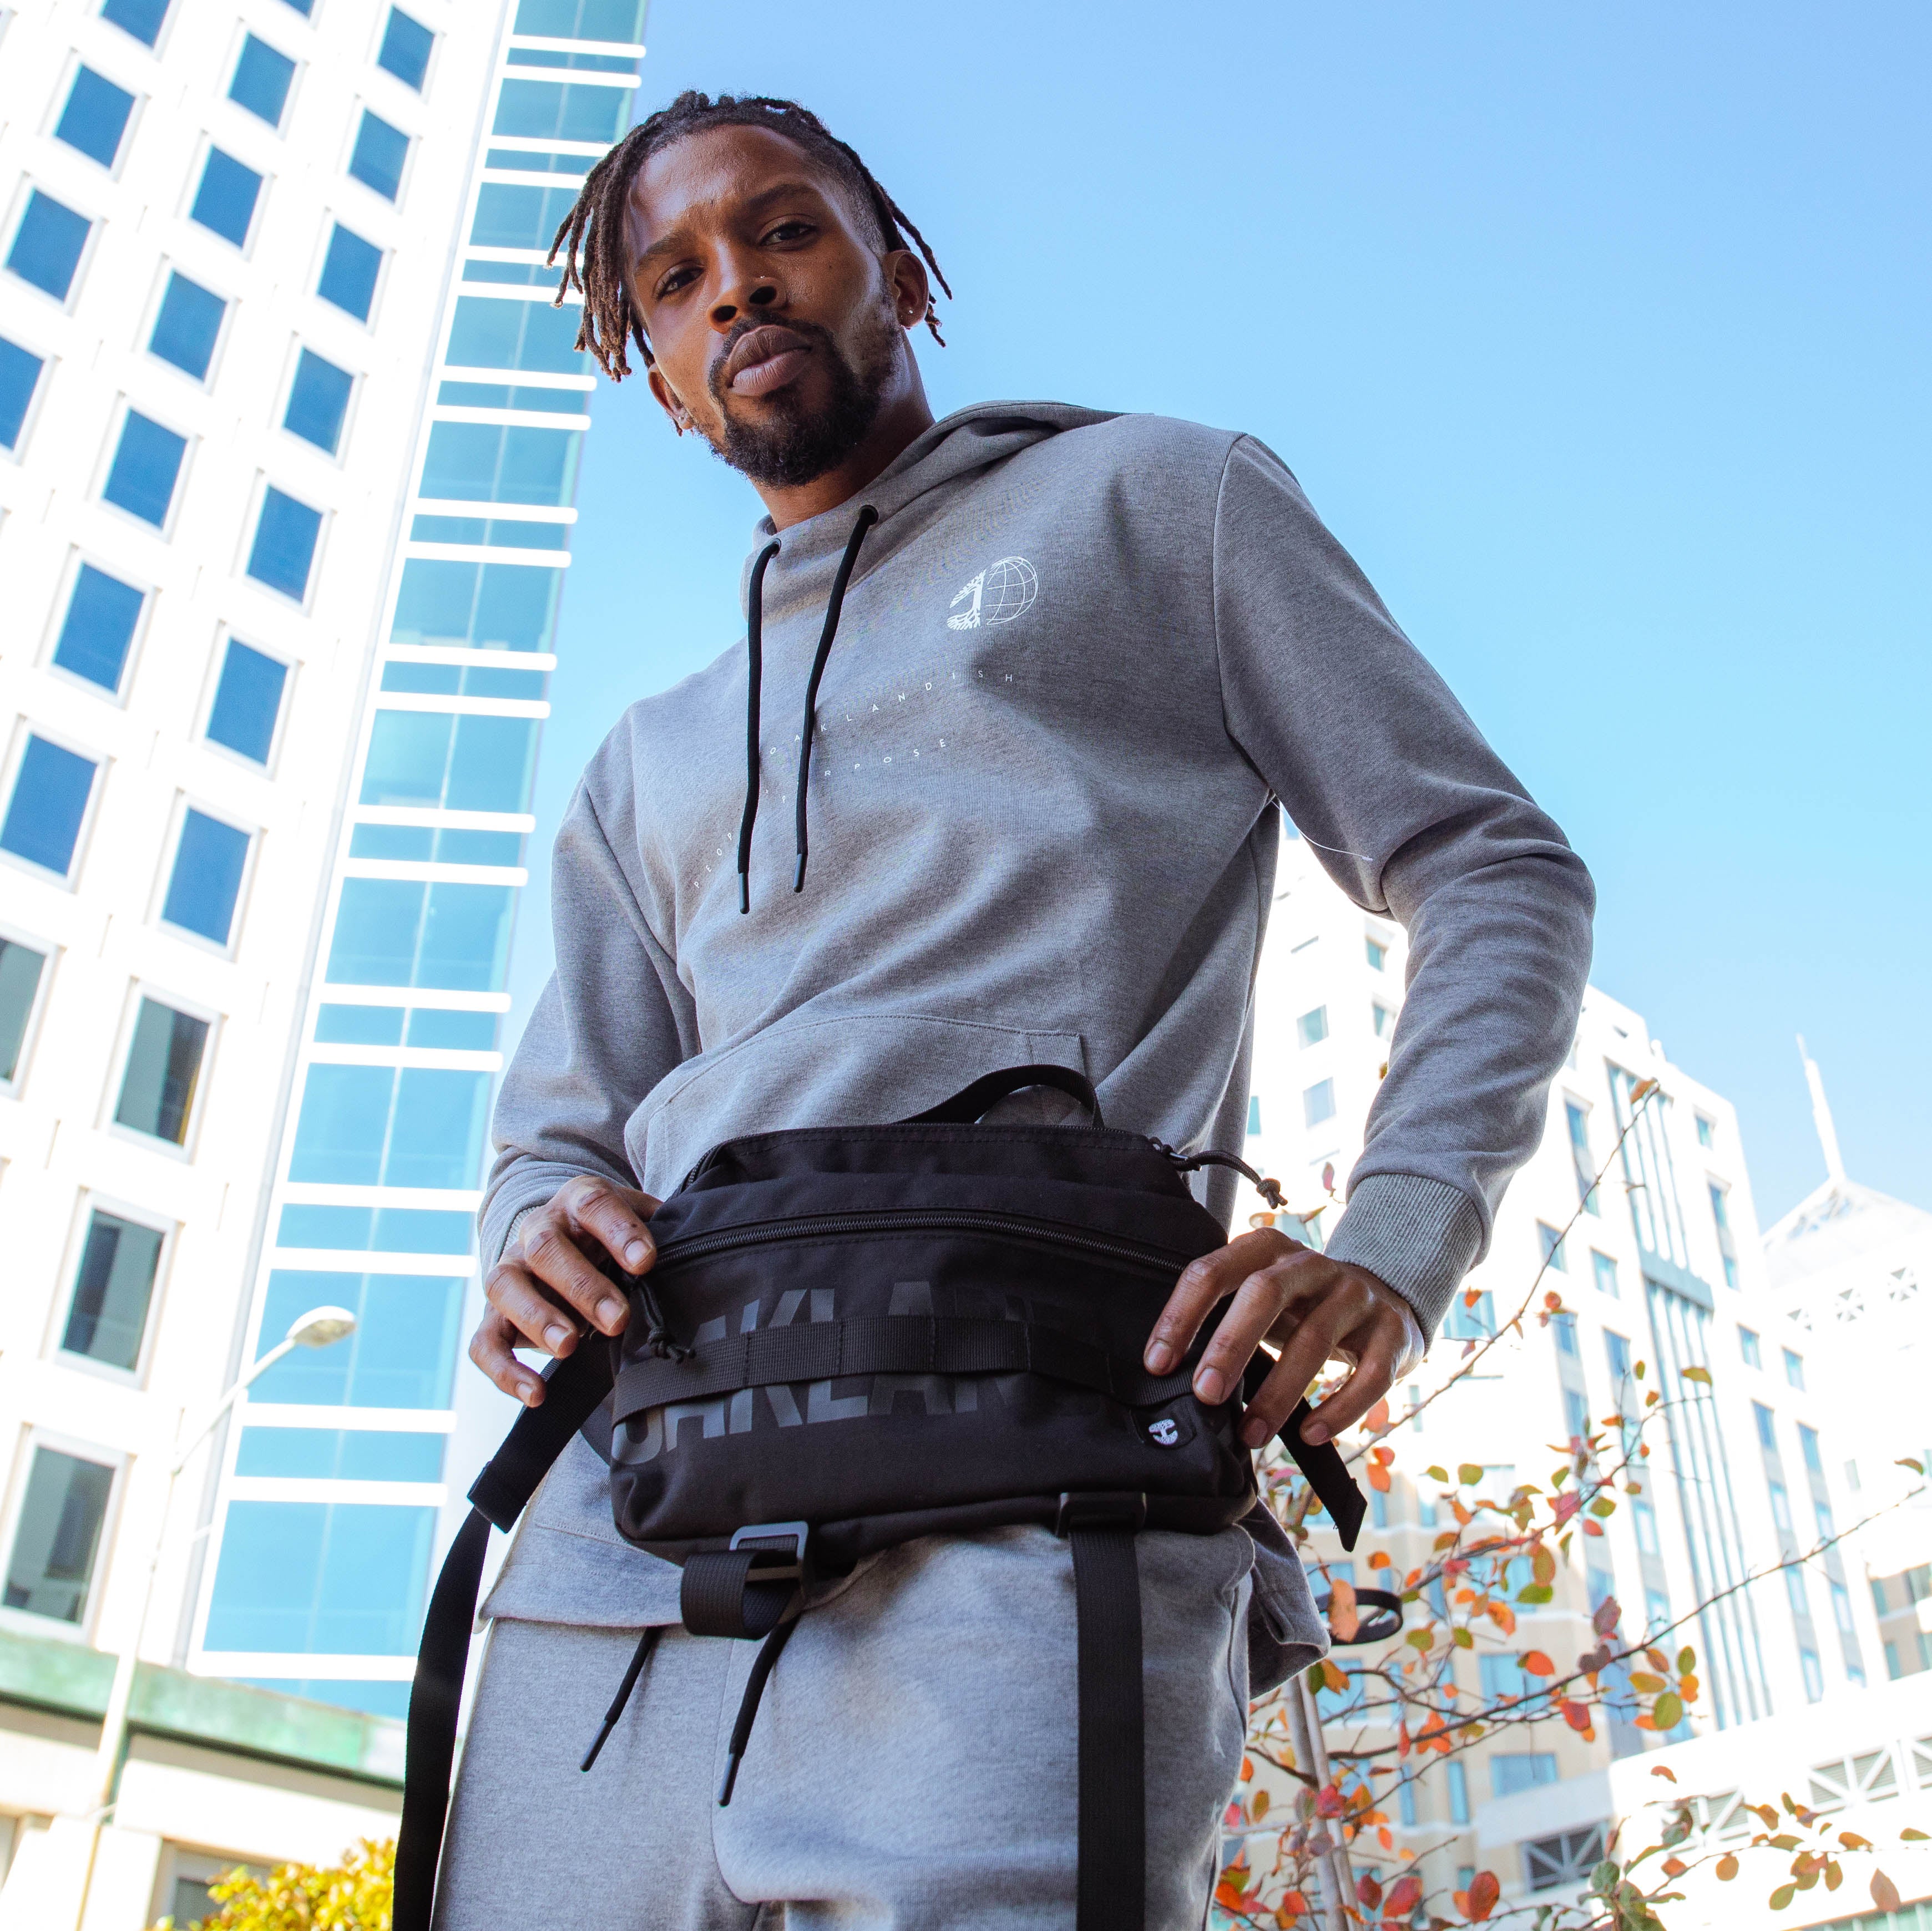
left=397, top=1066, right=1364, bottom=1931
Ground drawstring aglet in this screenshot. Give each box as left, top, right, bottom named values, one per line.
left=792, top=854, right=807, bottom=894
left=739, top=871, right=750, bottom=915
left=580, top=1624, right=661, bottom=1772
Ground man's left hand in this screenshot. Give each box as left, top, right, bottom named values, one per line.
left=1142, top=1229, right=1418, bottom=1451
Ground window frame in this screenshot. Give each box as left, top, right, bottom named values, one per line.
left=141, top=259, right=234, bottom=389
left=0, top=327, right=54, bottom=459
left=4, top=180, right=102, bottom=312
left=0, top=916, right=59, bottom=1094
left=104, top=980, right=221, bottom=1160
left=153, top=793, right=259, bottom=955
left=277, top=338, right=360, bottom=460
left=200, top=631, right=295, bottom=773
left=48, top=53, right=144, bottom=178
left=40, top=548, right=154, bottom=704
left=99, top=0, right=177, bottom=53
left=375, top=4, right=438, bottom=93
left=52, top=1190, right=175, bottom=1385
left=183, top=136, right=269, bottom=255
left=0, top=1428, right=126, bottom=1640
left=239, top=472, right=329, bottom=609
left=224, top=24, right=302, bottom=133
left=313, top=216, right=388, bottom=325
left=345, top=101, right=416, bottom=207
left=0, top=719, right=106, bottom=888
left=94, top=396, right=193, bottom=537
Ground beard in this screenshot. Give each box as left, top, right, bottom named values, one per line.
left=702, top=308, right=897, bottom=489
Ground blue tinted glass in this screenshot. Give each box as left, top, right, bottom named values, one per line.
left=421, top=422, right=580, bottom=505
left=236, top=1428, right=445, bottom=1481
left=283, top=348, right=353, bottom=453
left=276, top=1204, right=374, bottom=1248
left=7, top=191, right=92, bottom=301
left=408, top=514, right=568, bottom=550
left=53, top=565, right=144, bottom=691
left=1491, top=1753, right=1558, bottom=1798
left=2, top=737, right=97, bottom=874
left=246, top=486, right=321, bottom=600
left=113, top=998, right=208, bottom=1142
left=469, top=183, right=578, bottom=250
left=433, top=827, right=523, bottom=863
left=100, top=0, right=170, bottom=43
left=513, top=0, right=648, bottom=38
left=327, top=878, right=424, bottom=984
left=378, top=8, right=434, bottom=89
left=358, top=712, right=537, bottom=813
left=148, top=270, right=226, bottom=379
left=189, top=148, right=263, bottom=247
left=242, top=1679, right=408, bottom=1719
left=493, top=79, right=628, bottom=143
left=229, top=34, right=296, bottom=126
left=420, top=884, right=514, bottom=990
left=392, top=562, right=566, bottom=650
left=102, top=409, right=186, bottom=525
left=0, top=937, right=47, bottom=1080
left=161, top=808, right=250, bottom=942
left=325, top=879, right=512, bottom=990
left=446, top=296, right=585, bottom=374
left=317, top=224, right=381, bottom=320
left=290, top=1065, right=392, bottom=1184
left=380, top=662, right=461, bottom=695
left=360, top=711, right=451, bottom=805
left=204, top=1500, right=436, bottom=1654
left=253, top=1273, right=462, bottom=1408
left=349, top=111, right=408, bottom=202
left=406, top=1007, right=497, bottom=1050
left=349, top=823, right=435, bottom=859
left=206, top=640, right=287, bottom=761
left=277, top=0, right=313, bottom=12
left=0, top=337, right=43, bottom=447
left=386, top=1068, right=490, bottom=1188
left=313, top=1003, right=404, bottom=1044
left=55, top=67, right=136, bottom=169
left=62, top=1210, right=164, bottom=1370
left=275, top=1203, right=473, bottom=1254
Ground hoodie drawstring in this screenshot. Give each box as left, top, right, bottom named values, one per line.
left=735, top=504, right=879, bottom=914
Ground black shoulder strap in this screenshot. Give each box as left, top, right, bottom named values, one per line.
left=1244, top=1353, right=1367, bottom=1550
left=394, top=1342, right=615, bottom=1931
left=906, top=1062, right=1103, bottom=1127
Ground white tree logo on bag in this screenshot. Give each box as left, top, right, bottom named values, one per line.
left=947, top=555, right=1037, bottom=630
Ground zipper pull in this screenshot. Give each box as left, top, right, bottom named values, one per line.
left=636, top=1277, right=693, bottom=1363
left=1149, top=1138, right=1286, bottom=1210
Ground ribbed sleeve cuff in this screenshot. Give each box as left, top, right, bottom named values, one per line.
left=1324, top=1172, right=1485, bottom=1341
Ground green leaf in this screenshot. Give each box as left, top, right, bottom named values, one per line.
left=1651, top=1691, right=1683, bottom=1731
left=1458, top=1462, right=1484, bottom=1487
left=1425, top=1465, right=1449, bottom=1482
left=1677, top=1646, right=1696, bottom=1674
left=1681, top=1364, right=1712, bottom=1385
left=1589, top=1496, right=1617, bottom=1517
left=1589, top=1860, right=1620, bottom=1896
left=1452, top=1626, right=1474, bottom=1648
left=1770, top=1882, right=1796, bottom=1910
left=1515, top=1583, right=1554, bottom=1604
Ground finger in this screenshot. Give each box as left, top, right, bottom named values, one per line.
left=1236, top=1289, right=1357, bottom=1446
left=520, top=1218, right=630, bottom=1336
left=485, top=1259, right=582, bottom=1355
left=1144, top=1231, right=1299, bottom=1375
left=573, top=1187, right=658, bottom=1276
left=1191, top=1266, right=1299, bottom=1407
left=470, top=1309, right=546, bottom=1407
left=1302, top=1320, right=1405, bottom=1445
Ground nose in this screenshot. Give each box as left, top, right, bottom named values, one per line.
left=710, top=277, right=781, bottom=332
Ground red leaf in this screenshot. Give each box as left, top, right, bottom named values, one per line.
left=1315, top=1784, right=1346, bottom=1818
left=1592, top=1595, right=1621, bottom=1636
left=1523, top=1650, right=1555, bottom=1676
left=1872, top=1872, right=1903, bottom=1914
left=1465, top=1869, right=1501, bottom=1920
left=1385, top=1875, right=1423, bottom=1916
left=1560, top=1699, right=1592, bottom=1732
left=1357, top=1873, right=1383, bottom=1909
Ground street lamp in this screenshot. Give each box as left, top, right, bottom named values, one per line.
left=72, top=1306, right=357, bottom=1919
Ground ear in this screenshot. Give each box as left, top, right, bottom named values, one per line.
left=646, top=365, right=691, bottom=437
left=883, top=246, right=931, bottom=333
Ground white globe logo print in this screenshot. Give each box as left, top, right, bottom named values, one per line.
left=947, top=555, right=1038, bottom=630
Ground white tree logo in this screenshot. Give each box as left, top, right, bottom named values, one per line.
left=947, top=555, right=1038, bottom=630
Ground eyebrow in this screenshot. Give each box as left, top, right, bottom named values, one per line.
left=631, top=178, right=841, bottom=270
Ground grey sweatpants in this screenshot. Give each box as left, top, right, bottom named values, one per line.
left=434, top=1525, right=1255, bottom=1929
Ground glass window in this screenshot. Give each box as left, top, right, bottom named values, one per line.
left=1370, top=1001, right=1394, bottom=1038
left=1564, top=1386, right=1590, bottom=1441
left=62, top=1209, right=164, bottom=1370
left=1753, top=1401, right=1777, bottom=1451
left=289, top=1064, right=490, bottom=1189
left=1799, top=1648, right=1823, bottom=1701
left=53, top=564, right=145, bottom=692
left=0, top=937, right=49, bottom=1082
left=407, top=1008, right=497, bottom=1050
left=1632, top=1498, right=1659, bottom=1555
left=317, top=223, right=382, bottom=321
left=279, top=0, right=313, bottom=13
left=513, top=0, right=648, bottom=37
left=1603, top=1329, right=1631, bottom=1384
left=206, top=640, right=287, bottom=762
left=3, top=1446, right=114, bottom=1622
left=1696, top=1113, right=1714, bottom=1148
left=1490, top=1755, right=1558, bottom=1801
left=493, top=78, right=629, bottom=143
left=1708, top=1182, right=1739, bottom=1288
left=360, top=711, right=539, bottom=814
left=160, top=809, right=250, bottom=945
left=1798, top=1424, right=1823, bottom=1478
left=421, top=421, right=581, bottom=506
left=1364, top=937, right=1387, bottom=970
left=0, top=335, right=44, bottom=448
left=350, top=110, right=409, bottom=202
left=235, top=1427, right=444, bottom=1482
left=1, top=736, right=98, bottom=876
left=1245, top=1094, right=1260, bottom=1137
left=1445, top=1759, right=1469, bottom=1824
left=446, top=295, right=588, bottom=375
left=284, top=347, right=353, bottom=454
left=391, top=558, right=563, bottom=651
left=379, top=7, right=435, bottom=89
left=276, top=1203, right=473, bottom=1253
left=102, top=408, right=186, bottom=526
left=1537, top=1222, right=1567, bottom=1271
left=148, top=269, right=226, bottom=379
left=251, top=1270, right=462, bottom=1407
left=1590, top=1250, right=1619, bottom=1299
left=1768, top=1479, right=1793, bottom=1534
left=1552, top=1310, right=1578, bottom=1357
left=1738, top=1325, right=1761, bottom=1369
left=203, top=1500, right=436, bottom=1654
left=114, top=996, right=209, bottom=1144
left=1296, top=1006, right=1327, bottom=1048
left=316, top=1003, right=403, bottom=1045
left=7, top=190, right=93, bottom=301
left=1302, top=1078, right=1335, bottom=1128
left=246, top=486, right=322, bottom=601
left=1479, top=1653, right=1531, bottom=1701
left=100, top=0, right=170, bottom=44
left=1783, top=1348, right=1805, bottom=1391
left=1444, top=1290, right=1495, bottom=1341
left=1566, top=1099, right=1599, bottom=1214
left=189, top=147, right=264, bottom=248
left=229, top=33, right=296, bottom=128
left=470, top=183, right=579, bottom=251
left=54, top=66, right=137, bottom=170
left=327, top=879, right=515, bottom=990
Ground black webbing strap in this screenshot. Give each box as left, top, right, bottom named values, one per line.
left=395, top=1344, right=615, bottom=1931
left=1059, top=1493, right=1147, bottom=1931
left=904, top=1062, right=1102, bottom=1126
left=613, top=1314, right=1193, bottom=1422
left=1240, top=1351, right=1368, bottom=1552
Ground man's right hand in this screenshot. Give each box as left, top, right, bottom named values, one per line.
left=470, top=1175, right=660, bottom=1406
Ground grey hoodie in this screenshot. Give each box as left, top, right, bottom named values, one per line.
left=477, top=402, right=1593, bottom=1649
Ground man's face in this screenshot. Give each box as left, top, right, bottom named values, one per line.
left=627, top=125, right=924, bottom=489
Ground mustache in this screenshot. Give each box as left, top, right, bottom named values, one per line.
left=706, top=315, right=840, bottom=407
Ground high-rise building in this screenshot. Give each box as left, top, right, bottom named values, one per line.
left=1224, top=827, right=1898, bottom=1917
left=0, top=0, right=643, bottom=1911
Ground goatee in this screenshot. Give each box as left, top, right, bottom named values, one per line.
left=704, top=311, right=896, bottom=489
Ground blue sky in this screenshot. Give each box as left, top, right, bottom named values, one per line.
left=506, top=1, right=1930, bottom=1225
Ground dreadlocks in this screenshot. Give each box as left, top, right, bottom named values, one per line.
left=547, top=90, right=953, bottom=383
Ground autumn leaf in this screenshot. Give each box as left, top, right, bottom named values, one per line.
left=1425, top=1465, right=1449, bottom=1482
left=1716, top=1853, right=1738, bottom=1880
left=1252, top=1787, right=1270, bottom=1820
left=1329, top=1576, right=1361, bottom=1643
left=1676, top=1645, right=1696, bottom=1673
left=1771, top=1882, right=1797, bottom=1910
left=1458, top=1462, right=1484, bottom=1487
left=1630, top=1076, right=1659, bottom=1101
left=1240, top=1756, right=1254, bottom=1782
left=1650, top=1764, right=1677, bottom=1783
left=1463, top=1869, right=1500, bottom=1920
left=1662, top=1857, right=1688, bottom=1877
left=1320, top=1659, right=1349, bottom=1695
left=1560, top=1700, right=1592, bottom=1733
left=1523, top=1650, right=1555, bottom=1676
left=1385, top=1874, right=1423, bottom=1917
left=1873, top=1872, right=1903, bottom=1913
left=1681, top=1364, right=1712, bottom=1385
left=1356, top=1872, right=1383, bottom=1910
left=1364, top=1398, right=1391, bottom=1433
left=1651, top=1691, right=1683, bottom=1731
left=1314, top=1784, right=1346, bottom=1818
left=1630, top=1672, right=1667, bottom=1694
left=1593, top=1596, right=1621, bottom=1637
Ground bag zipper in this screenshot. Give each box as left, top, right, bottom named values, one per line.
left=650, top=1207, right=1197, bottom=1278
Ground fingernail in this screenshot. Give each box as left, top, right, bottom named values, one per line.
left=598, top=1296, right=625, bottom=1330
left=1195, top=1367, right=1225, bottom=1406
left=1145, top=1341, right=1174, bottom=1375
left=1241, top=1416, right=1269, bottom=1449
left=544, top=1323, right=570, bottom=1349
left=1303, top=1421, right=1330, bottom=1446
left=625, top=1241, right=648, bottom=1269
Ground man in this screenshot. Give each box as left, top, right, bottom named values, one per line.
left=442, top=91, right=1592, bottom=1929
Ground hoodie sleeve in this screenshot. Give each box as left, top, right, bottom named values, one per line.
left=1211, top=434, right=1595, bottom=1339
left=478, top=776, right=695, bottom=1269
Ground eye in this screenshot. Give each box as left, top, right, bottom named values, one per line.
left=653, top=263, right=699, bottom=300
left=761, top=220, right=816, bottom=247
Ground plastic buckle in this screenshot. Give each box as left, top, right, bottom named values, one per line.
left=1054, top=1491, right=1147, bottom=1537
left=728, top=1520, right=810, bottom=1581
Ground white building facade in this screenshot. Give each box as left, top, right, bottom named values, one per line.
left=0, top=0, right=644, bottom=1915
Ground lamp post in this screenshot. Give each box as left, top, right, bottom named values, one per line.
left=70, top=1305, right=357, bottom=1924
